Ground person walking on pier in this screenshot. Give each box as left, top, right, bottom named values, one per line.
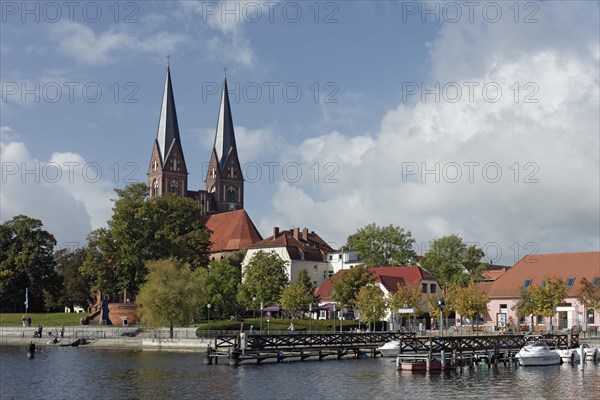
left=287, top=322, right=295, bottom=332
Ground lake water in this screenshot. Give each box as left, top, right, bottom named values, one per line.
left=1, top=346, right=599, bottom=399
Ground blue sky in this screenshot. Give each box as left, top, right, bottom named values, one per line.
left=1, top=1, right=599, bottom=265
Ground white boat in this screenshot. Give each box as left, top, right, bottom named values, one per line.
left=558, top=344, right=600, bottom=363
left=377, top=340, right=401, bottom=357
left=515, top=341, right=561, bottom=366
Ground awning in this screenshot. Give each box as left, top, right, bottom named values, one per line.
left=262, top=305, right=281, bottom=312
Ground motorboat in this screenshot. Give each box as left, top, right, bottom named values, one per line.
left=515, top=341, right=561, bottom=366
left=558, top=344, right=599, bottom=363
left=377, top=340, right=401, bottom=357
left=397, top=359, right=449, bottom=371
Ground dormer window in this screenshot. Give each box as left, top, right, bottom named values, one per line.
left=592, top=277, right=600, bottom=287
left=566, top=277, right=575, bottom=288
left=523, top=279, right=532, bottom=288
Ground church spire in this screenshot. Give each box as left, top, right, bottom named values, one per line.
left=156, top=63, right=181, bottom=164
left=213, top=74, right=238, bottom=172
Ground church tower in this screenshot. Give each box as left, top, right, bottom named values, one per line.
left=205, top=75, right=244, bottom=213
left=147, top=63, right=188, bottom=199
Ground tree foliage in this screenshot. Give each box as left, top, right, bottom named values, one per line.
left=424, top=293, right=446, bottom=319
left=347, top=223, right=417, bottom=267
left=53, top=247, right=93, bottom=311
left=446, top=282, right=488, bottom=326
left=420, top=234, right=485, bottom=288
left=389, top=280, right=424, bottom=316
left=354, top=285, right=387, bottom=329
left=577, top=277, right=600, bottom=310
left=136, top=258, right=206, bottom=338
left=82, top=183, right=211, bottom=297
left=532, top=277, right=567, bottom=330
left=330, top=265, right=375, bottom=310
left=237, top=251, right=289, bottom=308
left=0, top=215, right=59, bottom=312
left=202, top=258, right=242, bottom=319
left=512, top=286, right=536, bottom=329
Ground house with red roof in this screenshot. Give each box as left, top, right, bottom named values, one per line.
left=484, top=252, right=600, bottom=331
left=315, top=266, right=441, bottom=327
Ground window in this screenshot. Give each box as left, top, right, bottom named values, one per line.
left=566, top=277, right=575, bottom=288
left=519, top=316, right=525, bottom=325
left=500, top=304, right=507, bottom=312
left=430, top=284, right=436, bottom=293
left=152, top=179, right=158, bottom=197
left=313, top=265, right=318, bottom=272
left=592, top=277, right=600, bottom=287
left=152, top=160, right=158, bottom=172
left=169, top=181, right=179, bottom=194
left=536, top=315, right=543, bottom=325
left=422, top=283, right=427, bottom=293
left=523, top=279, right=532, bottom=288
left=587, top=309, right=595, bottom=325
left=541, top=279, right=546, bottom=288
left=227, top=186, right=236, bottom=202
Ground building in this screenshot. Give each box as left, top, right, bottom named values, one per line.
left=484, top=252, right=600, bottom=331
left=242, top=227, right=336, bottom=288
left=315, top=266, right=441, bottom=328
left=146, top=64, right=261, bottom=258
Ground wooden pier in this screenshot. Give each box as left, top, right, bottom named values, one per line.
left=200, top=331, right=579, bottom=366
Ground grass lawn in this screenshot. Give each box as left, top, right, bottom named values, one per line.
left=0, top=313, right=86, bottom=326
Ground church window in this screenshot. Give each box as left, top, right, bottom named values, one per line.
left=228, top=166, right=236, bottom=178
left=210, top=167, right=216, bottom=179
left=152, top=160, right=158, bottom=172
left=227, top=186, right=236, bottom=202
left=170, top=180, right=179, bottom=194
left=152, top=179, right=158, bottom=197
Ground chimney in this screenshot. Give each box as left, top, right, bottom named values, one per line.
left=302, top=228, right=308, bottom=240
left=273, top=227, right=279, bottom=238
left=293, top=227, right=299, bottom=239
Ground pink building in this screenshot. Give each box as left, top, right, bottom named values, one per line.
left=484, top=252, right=599, bottom=332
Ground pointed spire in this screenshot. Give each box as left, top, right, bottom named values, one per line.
left=213, top=76, right=238, bottom=172
left=156, top=63, right=181, bottom=163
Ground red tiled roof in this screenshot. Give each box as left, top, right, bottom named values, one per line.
left=249, top=227, right=333, bottom=262
left=487, top=252, right=600, bottom=298
left=483, top=269, right=508, bottom=281
left=202, top=209, right=263, bottom=253
left=316, top=266, right=437, bottom=302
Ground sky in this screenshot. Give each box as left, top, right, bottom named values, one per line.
left=1, top=1, right=599, bottom=266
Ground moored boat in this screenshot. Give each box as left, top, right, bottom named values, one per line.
left=515, top=341, right=561, bottom=366
left=397, top=359, right=449, bottom=371
left=377, top=340, right=401, bottom=357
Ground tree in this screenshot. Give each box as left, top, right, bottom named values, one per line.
left=136, top=258, right=206, bottom=338
left=354, top=285, right=387, bottom=330
left=347, top=223, right=417, bottom=267
left=424, top=293, right=446, bottom=320
left=512, top=286, right=536, bottom=331
left=203, top=258, right=242, bottom=319
left=446, top=282, right=488, bottom=331
left=532, top=277, right=567, bottom=331
left=0, top=215, right=59, bottom=312
left=330, top=265, right=375, bottom=310
left=280, top=283, right=314, bottom=317
left=296, top=269, right=319, bottom=306
left=82, top=183, right=211, bottom=298
left=389, top=281, right=423, bottom=329
left=237, top=251, right=289, bottom=308
left=577, top=278, right=600, bottom=311
left=420, top=234, right=485, bottom=289
left=53, top=247, right=94, bottom=312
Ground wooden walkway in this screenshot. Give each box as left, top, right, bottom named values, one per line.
left=201, top=332, right=579, bottom=366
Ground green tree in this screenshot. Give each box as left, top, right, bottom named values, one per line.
left=280, top=283, right=313, bottom=317
left=136, top=258, right=206, bottom=338
left=204, top=258, right=241, bottom=319
left=347, top=223, right=417, bottom=267
left=420, top=234, right=485, bottom=289
left=0, top=215, right=59, bottom=312
left=354, top=285, right=387, bottom=330
left=446, top=282, right=488, bottom=330
left=512, top=286, right=536, bottom=331
left=424, top=293, right=447, bottom=320
left=82, top=183, right=211, bottom=297
left=532, top=277, right=567, bottom=331
left=237, top=251, right=289, bottom=308
left=53, top=247, right=93, bottom=312
left=330, top=265, right=375, bottom=310
left=296, top=269, right=319, bottom=306
left=577, top=277, right=600, bottom=310
left=389, top=280, right=423, bottom=328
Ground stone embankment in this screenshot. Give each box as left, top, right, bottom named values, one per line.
left=0, top=326, right=211, bottom=351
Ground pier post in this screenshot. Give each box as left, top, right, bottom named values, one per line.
left=229, top=347, right=241, bottom=366
left=441, top=350, right=445, bottom=370
left=579, top=344, right=585, bottom=371
left=426, top=355, right=431, bottom=371
left=203, top=346, right=213, bottom=365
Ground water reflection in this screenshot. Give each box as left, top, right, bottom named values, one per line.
left=1, top=346, right=599, bottom=400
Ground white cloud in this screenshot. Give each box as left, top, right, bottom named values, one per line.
left=0, top=129, right=114, bottom=248
left=261, top=13, right=600, bottom=265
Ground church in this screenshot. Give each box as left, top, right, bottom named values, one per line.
left=147, top=63, right=262, bottom=259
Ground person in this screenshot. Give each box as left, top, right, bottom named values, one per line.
left=287, top=322, right=295, bottom=332
left=249, top=325, right=254, bottom=334
left=60, top=324, right=65, bottom=338
left=27, top=316, right=31, bottom=327
left=22, top=315, right=27, bottom=327
left=240, top=322, right=244, bottom=332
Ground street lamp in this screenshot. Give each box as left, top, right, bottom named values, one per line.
left=260, top=301, right=263, bottom=334
left=437, top=299, right=445, bottom=337
left=207, top=304, right=211, bottom=327
left=373, top=305, right=376, bottom=332
left=252, top=297, right=256, bottom=319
